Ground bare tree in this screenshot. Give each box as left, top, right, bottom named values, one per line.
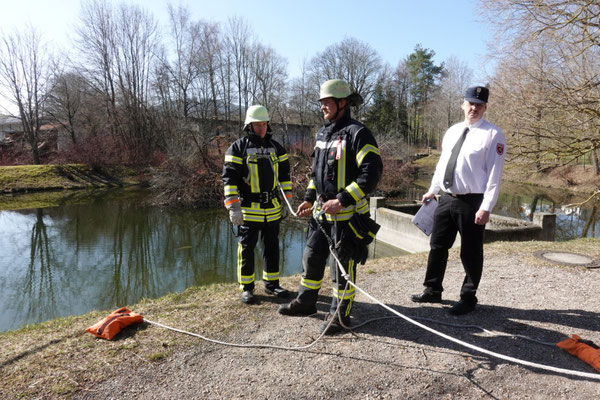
left=481, top=0, right=600, bottom=176
left=75, top=0, right=118, bottom=137
left=113, top=3, right=160, bottom=157
left=46, top=67, right=87, bottom=145
left=75, top=0, right=160, bottom=162
left=225, top=17, right=254, bottom=129
left=159, top=4, right=204, bottom=119
left=309, top=37, right=382, bottom=112
left=249, top=43, right=287, bottom=113
left=198, top=21, right=222, bottom=121
left=426, top=56, right=473, bottom=149
left=289, top=58, right=320, bottom=126
left=0, top=26, right=52, bottom=164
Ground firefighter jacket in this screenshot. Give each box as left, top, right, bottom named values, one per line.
left=304, top=111, right=383, bottom=222
left=223, top=133, right=292, bottom=223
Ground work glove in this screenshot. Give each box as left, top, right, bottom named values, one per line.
left=281, top=205, right=289, bottom=220
left=356, top=245, right=369, bottom=265
left=227, top=201, right=244, bottom=225
left=229, top=208, right=244, bottom=225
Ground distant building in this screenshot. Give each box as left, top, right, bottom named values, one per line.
left=0, top=115, right=22, bottom=142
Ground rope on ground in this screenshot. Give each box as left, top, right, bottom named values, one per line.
left=327, top=244, right=600, bottom=379
left=345, top=273, right=600, bottom=380
left=146, top=217, right=600, bottom=380
left=144, top=284, right=348, bottom=352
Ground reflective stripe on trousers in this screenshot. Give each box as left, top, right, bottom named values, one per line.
left=297, top=216, right=356, bottom=317
left=236, top=220, right=281, bottom=291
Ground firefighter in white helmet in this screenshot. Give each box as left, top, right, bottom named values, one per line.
left=222, top=105, right=292, bottom=304
left=278, top=79, right=383, bottom=334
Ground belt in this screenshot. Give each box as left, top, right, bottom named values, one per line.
left=247, top=190, right=280, bottom=204
left=445, top=192, right=483, bottom=198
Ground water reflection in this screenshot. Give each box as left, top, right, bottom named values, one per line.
left=23, top=209, right=57, bottom=325
left=0, top=191, right=403, bottom=332
left=2, top=183, right=595, bottom=333
left=493, top=182, right=599, bottom=241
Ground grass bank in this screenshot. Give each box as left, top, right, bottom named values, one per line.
left=0, top=239, right=598, bottom=399
left=0, top=164, right=141, bottom=194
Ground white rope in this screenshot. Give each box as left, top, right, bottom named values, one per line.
left=327, top=244, right=600, bottom=379
left=345, top=273, right=600, bottom=379
left=276, top=181, right=298, bottom=217
left=144, top=287, right=347, bottom=351
left=146, top=218, right=600, bottom=380
left=145, top=318, right=327, bottom=351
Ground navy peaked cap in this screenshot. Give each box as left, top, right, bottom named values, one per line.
left=465, top=86, right=489, bottom=104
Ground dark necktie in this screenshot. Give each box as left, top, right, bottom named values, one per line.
left=443, top=127, right=469, bottom=188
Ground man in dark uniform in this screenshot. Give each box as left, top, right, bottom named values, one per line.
left=411, top=86, right=506, bottom=315
left=278, top=79, right=383, bottom=334
left=222, top=105, right=292, bottom=304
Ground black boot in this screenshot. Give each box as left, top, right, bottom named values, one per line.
left=278, top=299, right=317, bottom=316
left=265, top=283, right=290, bottom=298
left=319, top=313, right=350, bottom=335
left=241, top=290, right=255, bottom=304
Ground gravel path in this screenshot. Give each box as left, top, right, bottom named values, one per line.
left=75, top=243, right=600, bottom=400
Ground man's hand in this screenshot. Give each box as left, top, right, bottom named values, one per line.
left=422, top=192, right=435, bottom=204
left=322, top=199, right=343, bottom=215
left=296, top=201, right=313, bottom=217
left=475, top=209, right=489, bottom=225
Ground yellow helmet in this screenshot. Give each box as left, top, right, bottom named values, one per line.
left=244, top=105, right=270, bottom=125
left=319, top=79, right=351, bottom=100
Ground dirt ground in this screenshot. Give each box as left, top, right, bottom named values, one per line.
left=70, top=241, right=600, bottom=400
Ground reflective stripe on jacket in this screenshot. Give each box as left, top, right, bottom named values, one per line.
left=222, top=133, right=292, bottom=222
left=304, top=112, right=383, bottom=221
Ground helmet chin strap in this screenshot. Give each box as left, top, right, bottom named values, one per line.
left=329, top=99, right=348, bottom=122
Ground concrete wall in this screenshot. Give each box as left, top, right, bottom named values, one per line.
left=370, top=197, right=556, bottom=253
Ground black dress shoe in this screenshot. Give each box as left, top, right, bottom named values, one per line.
left=264, top=284, right=290, bottom=298
left=411, top=290, right=442, bottom=303
left=241, top=290, right=255, bottom=304
left=448, top=300, right=476, bottom=315
left=278, top=299, right=317, bottom=316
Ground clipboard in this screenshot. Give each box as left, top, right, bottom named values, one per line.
left=411, top=199, right=438, bottom=236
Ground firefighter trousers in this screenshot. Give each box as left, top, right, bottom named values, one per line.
left=297, top=216, right=356, bottom=320
left=237, top=220, right=281, bottom=291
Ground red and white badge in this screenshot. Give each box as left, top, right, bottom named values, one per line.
left=496, top=143, right=504, bottom=155
left=335, top=137, right=342, bottom=160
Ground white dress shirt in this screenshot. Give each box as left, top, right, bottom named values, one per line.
left=429, top=118, right=506, bottom=212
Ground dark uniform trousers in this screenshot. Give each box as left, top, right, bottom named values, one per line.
left=238, top=220, right=280, bottom=291
left=424, top=193, right=485, bottom=303
left=297, top=217, right=355, bottom=318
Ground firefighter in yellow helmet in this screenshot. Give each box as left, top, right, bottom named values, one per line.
left=278, top=79, right=383, bottom=334
left=222, top=105, right=292, bottom=304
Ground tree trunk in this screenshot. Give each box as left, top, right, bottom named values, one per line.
left=592, top=148, right=599, bottom=176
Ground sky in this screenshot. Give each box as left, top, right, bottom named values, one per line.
left=0, top=0, right=493, bottom=106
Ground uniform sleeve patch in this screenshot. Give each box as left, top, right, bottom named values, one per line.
left=496, top=143, right=505, bottom=155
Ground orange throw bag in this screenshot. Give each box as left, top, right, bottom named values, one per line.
left=86, top=307, right=144, bottom=340
left=556, top=334, right=600, bottom=373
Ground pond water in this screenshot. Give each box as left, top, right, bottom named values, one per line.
left=0, top=189, right=405, bottom=332
left=1, top=183, right=597, bottom=333
left=401, top=181, right=600, bottom=241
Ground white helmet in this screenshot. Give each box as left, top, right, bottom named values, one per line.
left=244, top=105, right=269, bottom=124
left=243, top=105, right=271, bottom=132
